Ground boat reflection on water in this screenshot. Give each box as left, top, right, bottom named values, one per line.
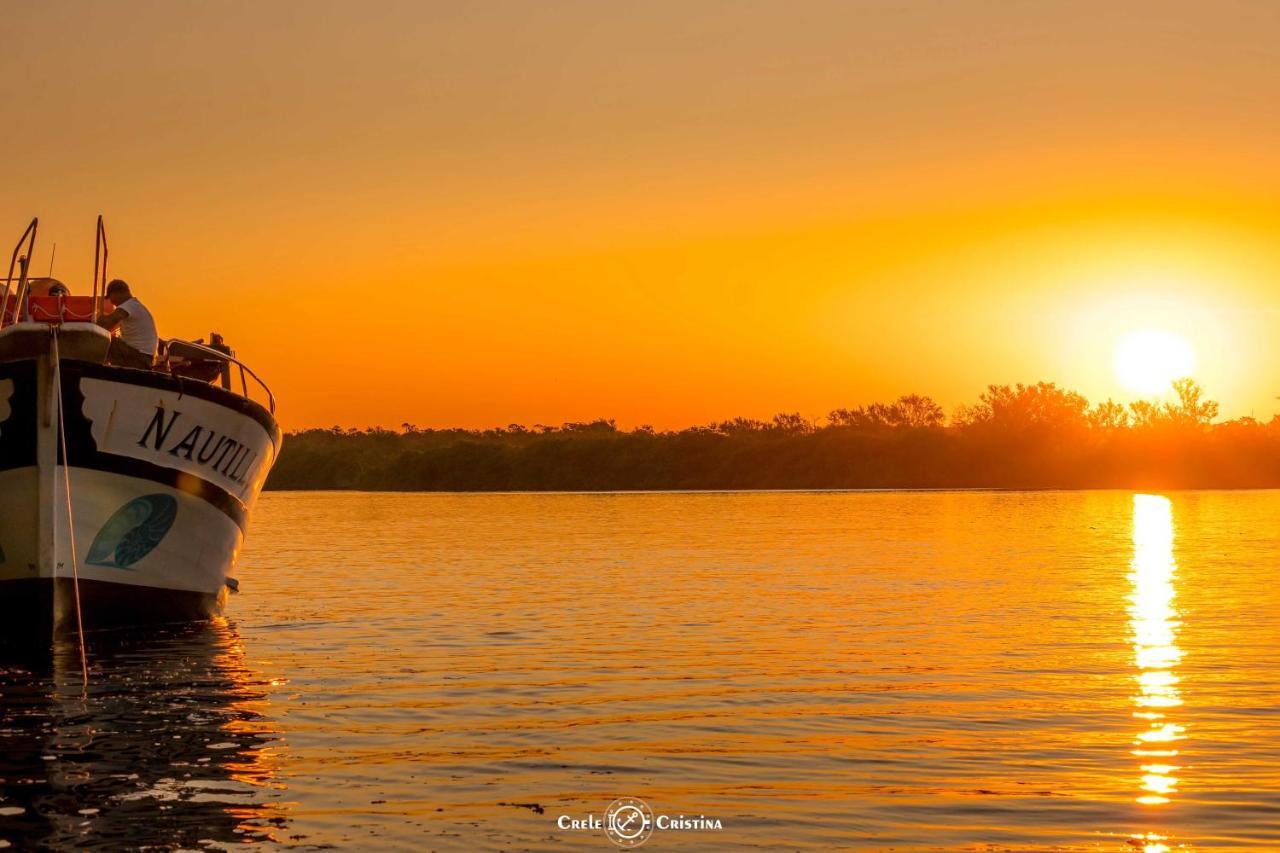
left=0, top=619, right=289, bottom=849
left=1128, top=494, right=1185, bottom=853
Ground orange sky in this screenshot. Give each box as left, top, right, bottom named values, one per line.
left=4, top=1, right=1280, bottom=430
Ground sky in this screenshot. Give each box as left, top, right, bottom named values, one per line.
left=4, top=1, right=1280, bottom=430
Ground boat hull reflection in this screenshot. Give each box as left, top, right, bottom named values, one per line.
left=0, top=619, right=289, bottom=849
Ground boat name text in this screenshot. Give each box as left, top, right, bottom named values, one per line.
left=137, top=406, right=258, bottom=485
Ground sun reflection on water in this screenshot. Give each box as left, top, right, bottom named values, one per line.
left=1129, top=494, right=1184, bottom=814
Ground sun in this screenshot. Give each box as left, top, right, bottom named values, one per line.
left=1113, top=329, right=1196, bottom=395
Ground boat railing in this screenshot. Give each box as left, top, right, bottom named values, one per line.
left=0, top=217, right=38, bottom=327
left=164, top=337, right=277, bottom=414
left=91, top=214, right=108, bottom=322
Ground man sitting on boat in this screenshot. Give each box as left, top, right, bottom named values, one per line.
left=98, top=278, right=158, bottom=369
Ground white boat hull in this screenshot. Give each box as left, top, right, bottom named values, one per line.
left=0, top=325, right=280, bottom=637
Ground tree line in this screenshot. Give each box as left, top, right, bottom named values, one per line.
left=265, top=379, right=1280, bottom=491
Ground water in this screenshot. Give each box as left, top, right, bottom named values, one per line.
left=2, top=490, right=1279, bottom=851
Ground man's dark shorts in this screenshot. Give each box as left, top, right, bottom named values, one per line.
left=106, top=337, right=154, bottom=370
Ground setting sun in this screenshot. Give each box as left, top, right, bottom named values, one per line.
left=1114, top=330, right=1197, bottom=396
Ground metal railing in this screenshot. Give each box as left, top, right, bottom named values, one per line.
left=91, top=214, right=107, bottom=322
left=3, top=215, right=104, bottom=325
left=1, top=217, right=38, bottom=326
left=164, top=338, right=277, bottom=414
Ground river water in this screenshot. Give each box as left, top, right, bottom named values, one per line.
left=1, top=490, right=1278, bottom=850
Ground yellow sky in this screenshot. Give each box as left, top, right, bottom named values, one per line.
left=4, top=1, right=1280, bottom=429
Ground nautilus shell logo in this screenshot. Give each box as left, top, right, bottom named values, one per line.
left=86, top=494, right=178, bottom=569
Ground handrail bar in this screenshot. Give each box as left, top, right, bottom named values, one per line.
left=165, top=337, right=276, bottom=414
left=1, top=218, right=38, bottom=327
left=91, top=215, right=107, bottom=322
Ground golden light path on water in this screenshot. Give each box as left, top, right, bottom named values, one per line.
left=1129, top=494, right=1184, bottom=853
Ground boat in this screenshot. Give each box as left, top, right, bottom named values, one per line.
left=0, top=217, right=281, bottom=638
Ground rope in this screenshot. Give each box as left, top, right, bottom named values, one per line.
left=50, top=330, right=89, bottom=690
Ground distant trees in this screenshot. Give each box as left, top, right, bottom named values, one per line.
left=953, top=382, right=1089, bottom=431
left=829, top=394, right=945, bottom=429
left=1126, top=378, right=1218, bottom=429
left=1166, top=377, right=1219, bottom=426
left=266, top=378, right=1280, bottom=491
left=1088, top=399, right=1129, bottom=430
